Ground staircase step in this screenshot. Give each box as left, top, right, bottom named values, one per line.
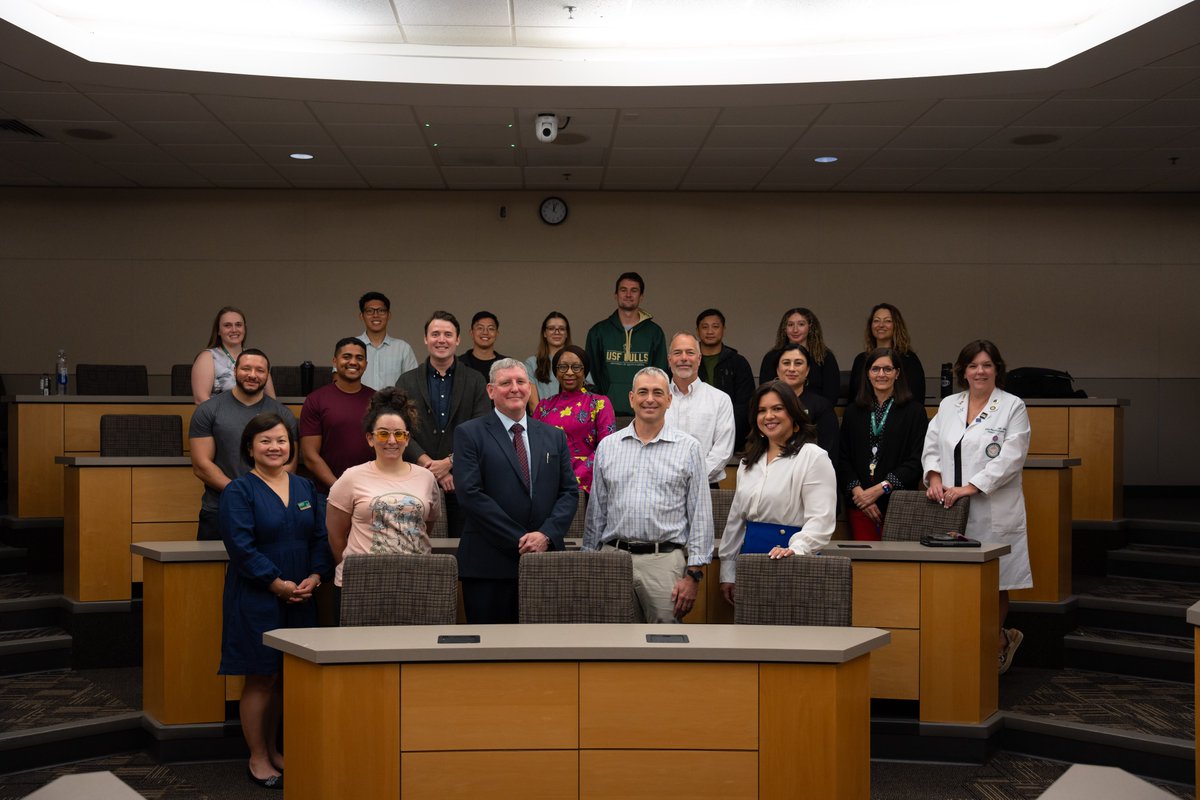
left=1074, top=576, right=1196, bottom=638
left=0, top=545, right=26, bottom=575
left=1107, top=544, right=1200, bottom=582
left=1124, top=519, right=1200, bottom=550
left=0, top=627, right=72, bottom=675
left=1063, top=627, right=1193, bottom=681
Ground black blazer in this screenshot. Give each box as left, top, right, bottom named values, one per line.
left=758, top=346, right=842, bottom=406
left=796, top=389, right=838, bottom=464
left=454, top=414, right=579, bottom=580
left=837, top=398, right=928, bottom=514
left=396, top=359, right=490, bottom=462
left=846, top=350, right=927, bottom=407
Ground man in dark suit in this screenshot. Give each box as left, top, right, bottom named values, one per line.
left=396, top=310, right=490, bottom=536
left=454, top=358, right=579, bottom=624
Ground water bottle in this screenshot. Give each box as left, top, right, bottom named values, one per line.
left=300, top=361, right=314, bottom=395
left=55, top=349, right=68, bottom=395
left=939, top=362, right=952, bottom=398
left=40, top=374, right=50, bottom=395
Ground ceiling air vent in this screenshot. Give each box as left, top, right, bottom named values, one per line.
left=0, top=119, right=46, bottom=141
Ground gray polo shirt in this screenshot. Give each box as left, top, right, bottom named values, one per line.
left=189, top=391, right=297, bottom=512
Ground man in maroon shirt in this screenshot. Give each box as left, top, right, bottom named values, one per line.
left=300, top=337, right=376, bottom=491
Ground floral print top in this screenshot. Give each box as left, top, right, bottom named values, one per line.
left=532, top=389, right=616, bottom=493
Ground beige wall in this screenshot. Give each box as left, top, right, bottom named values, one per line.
left=1, top=188, right=1197, bottom=483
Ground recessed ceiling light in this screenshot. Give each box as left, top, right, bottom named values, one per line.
left=814, top=156, right=839, bottom=164
left=289, top=153, right=314, bottom=160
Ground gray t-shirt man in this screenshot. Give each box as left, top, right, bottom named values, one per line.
left=189, top=391, right=296, bottom=538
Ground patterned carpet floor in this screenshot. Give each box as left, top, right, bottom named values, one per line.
left=0, top=669, right=137, bottom=733
left=1074, top=575, right=1200, bottom=606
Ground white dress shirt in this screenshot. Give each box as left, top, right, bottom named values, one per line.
left=358, top=333, right=419, bottom=390
left=665, top=378, right=736, bottom=483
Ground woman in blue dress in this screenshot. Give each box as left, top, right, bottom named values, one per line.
left=219, top=412, right=331, bottom=790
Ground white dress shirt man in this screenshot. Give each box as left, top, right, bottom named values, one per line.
left=664, top=332, right=736, bottom=485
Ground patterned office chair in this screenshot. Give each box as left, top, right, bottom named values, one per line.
left=339, top=553, right=458, bottom=626
left=75, top=364, right=149, bottom=396
left=880, top=490, right=971, bottom=542
left=566, top=492, right=587, bottom=540
left=428, top=485, right=450, bottom=539
left=99, top=414, right=183, bottom=457
left=170, top=364, right=192, bottom=397
left=733, top=553, right=852, bottom=626
left=518, top=550, right=637, bottom=624
left=711, top=488, right=735, bottom=537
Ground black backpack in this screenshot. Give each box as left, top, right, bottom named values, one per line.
left=1005, top=367, right=1086, bottom=399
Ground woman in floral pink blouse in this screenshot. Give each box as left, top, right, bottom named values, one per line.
left=532, top=345, right=616, bottom=494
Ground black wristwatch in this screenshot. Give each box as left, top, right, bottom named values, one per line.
left=685, top=568, right=704, bottom=583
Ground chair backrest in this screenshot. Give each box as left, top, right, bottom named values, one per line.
left=880, top=490, right=970, bottom=541
left=733, top=553, right=852, bottom=626
left=99, top=414, right=183, bottom=457
left=75, top=364, right=149, bottom=396
left=711, top=488, right=735, bottom=537
left=428, top=484, right=449, bottom=539
left=339, top=553, right=458, bottom=626
left=170, top=364, right=192, bottom=397
left=270, top=366, right=301, bottom=397
left=518, top=549, right=637, bottom=624
left=566, top=491, right=587, bottom=540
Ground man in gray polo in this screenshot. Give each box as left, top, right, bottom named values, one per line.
left=584, top=366, right=713, bottom=622
left=190, top=348, right=297, bottom=540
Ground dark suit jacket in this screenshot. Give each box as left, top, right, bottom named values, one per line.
left=396, top=358, right=490, bottom=462
left=454, top=413, right=579, bottom=580
left=837, top=398, right=929, bottom=515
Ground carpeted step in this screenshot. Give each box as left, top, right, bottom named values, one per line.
left=0, top=626, right=71, bottom=676
left=1107, top=543, right=1200, bottom=583
left=1073, top=575, right=1197, bottom=638
left=1063, top=626, right=1193, bottom=682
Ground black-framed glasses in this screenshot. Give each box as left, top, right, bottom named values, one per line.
left=556, top=363, right=585, bottom=374
left=869, top=366, right=896, bottom=375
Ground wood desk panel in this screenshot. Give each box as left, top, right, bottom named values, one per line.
left=131, top=468, right=201, bottom=522
left=1069, top=406, right=1123, bottom=520
left=1011, top=467, right=1073, bottom=603
left=581, top=751, right=757, bottom=800
left=1026, top=407, right=1069, bottom=455
left=580, top=662, right=757, bottom=750
left=867, top=628, right=919, bottom=701
left=400, top=662, right=578, bottom=751
left=919, top=560, right=999, bottom=723
left=8, top=402, right=64, bottom=518
left=64, top=467, right=131, bottom=602
left=852, top=562, right=919, bottom=629
left=406, top=751, right=578, bottom=798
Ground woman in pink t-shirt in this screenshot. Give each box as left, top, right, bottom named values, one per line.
left=327, top=388, right=440, bottom=622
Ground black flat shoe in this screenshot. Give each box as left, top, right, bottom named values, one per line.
left=247, top=766, right=283, bottom=790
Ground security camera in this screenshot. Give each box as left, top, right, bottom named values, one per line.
left=536, top=113, right=558, bottom=143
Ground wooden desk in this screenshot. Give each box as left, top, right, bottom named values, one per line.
left=1011, top=457, right=1078, bottom=603
left=814, top=541, right=1008, bottom=724
left=266, top=624, right=889, bottom=800
left=8, top=395, right=301, bottom=519
left=131, top=541, right=243, bottom=726
left=59, top=456, right=200, bottom=602
left=1189, top=600, right=1200, bottom=792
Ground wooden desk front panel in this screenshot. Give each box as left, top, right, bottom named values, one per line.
left=131, top=468, right=201, bottom=522
left=9, top=402, right=64, bottom=518
left=400, top=662, right=578, bottom=751
left=1011, top=467, right=1072, bottom=603
left=581, top=751, right=758, bottom=800
left=1069, top=406, right=1123, bottom=520
left=1026, top=407, right=1069, bottom=455
left=64, top=467, right=132, bottom=602
left=405, top=751, right=578, bottom=798
left=919, top=560, right=999, bottom=724
left=852, top=562, right=920, bottom=700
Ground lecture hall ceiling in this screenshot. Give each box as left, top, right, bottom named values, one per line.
left=0, top=0, right=1198, bottom=191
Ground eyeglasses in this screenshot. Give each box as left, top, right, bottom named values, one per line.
left=362, top=307, right=389, bottom=317
left=869, top=366, right=896, bottom=375
left=372, top=429, right=411, bottom=442
left=556, top=363, right=585, bottom=374
left=544, top=326, right=567, bottom=334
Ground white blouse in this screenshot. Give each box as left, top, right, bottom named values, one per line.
left=717, top=443, right=837, bottom=584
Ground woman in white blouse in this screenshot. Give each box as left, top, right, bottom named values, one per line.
left=718, top=380, right=837, bottom=605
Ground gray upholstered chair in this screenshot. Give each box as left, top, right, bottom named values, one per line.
left=170, top=364, right=192, bottom=396
left=429, top=485, right=449, bottom=539
left=99, top=414, right=183, bottom=457
left=566, top=491, right=587, bottom=540
left=733, top=553, right=852, bottom=626
left=75, top=364, right=149, bottom=396
left=711, top=488, right=735, bottom=537
left=518, top=549, right=636, bottom=624
left=339, top=553, right=458, bottom=626
left=880, top=490, right=971, bottom=541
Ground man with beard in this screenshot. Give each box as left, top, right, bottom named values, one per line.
left=190, top=348, right=297, bottom=540
left=300, top=337, right=376, bottom=492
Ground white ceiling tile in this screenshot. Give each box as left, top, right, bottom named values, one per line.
left=513, top=0, right=627, bottom=26
left=513, top=26, right=626, bottom=47
left=888, top=126, right=1000, bottom=148
left=613, top=126, right=710, bottom=148
left=316, top=25, right=407, bottom=43
left=945, top=148, right=1049, bottom=169
left=1014, top=99, right=1147, bottom=127
left=395, top=0, right=512, bottom=26
left=0, top=91, right=113, bottom=121
left=162, top=144, right=263, bottom=164
left=131, top=122, right=242, bottom=145
left=917, top=99, right=1044, bottom=126
left=704, top=126, right=802, bottom=149
left=1116, top=98, right=1200, bottom=125
left=87, top=93, right=215, bottom=123
left=405, top=25, right=512, bottom=45
left=356, top=165, right=446, bottom=188
left=524, top=166, right=603, bottom=189
left=198, top=96, right=316, bottom=124
left=342, top=146, right=436, bottom=167
left=607, top=148, right=695, bottom=167
left=308, top=102, right=417, bottom=125
left=523, top=146, right=607, bottom=167
left=227, top=123, right=335, bottom=147
left=795, top=125, right=904, bottom=148
left=618, top=108, right=720, bottom=126
left=716, top=105, right=823, bottom=126
left=417, top=107, right=517, bottom=125
left=441, top=166, right=523, bottom=187
left=1075, top=125, right=1195, bottom=149
left=325, top=124, right=427, bottom=147
left=817, top=100, right=935, bottom=126
left=865, top=148, right=965, bottom=169
left=602, top=167, right=686, bottom=189
left=692, top=148, right=784, bottom=168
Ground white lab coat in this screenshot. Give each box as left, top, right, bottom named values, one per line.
left=922, top=388, right=1032, bottom=590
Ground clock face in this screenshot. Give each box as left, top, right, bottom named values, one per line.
left=539, top=196, right=568, bottom=225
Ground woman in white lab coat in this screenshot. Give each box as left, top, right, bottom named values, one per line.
left=922, top=339, right=1031, bottom=674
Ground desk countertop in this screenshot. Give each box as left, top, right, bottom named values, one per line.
left=1188, top=601, right=1200, bottom=627
left=132, top=541, right=228, bottom=562
left=265, top=623, right=890, bottom=665
left=817, top=541, right=1010, bottom=562
left=57, top=456, right=192, bottom=467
